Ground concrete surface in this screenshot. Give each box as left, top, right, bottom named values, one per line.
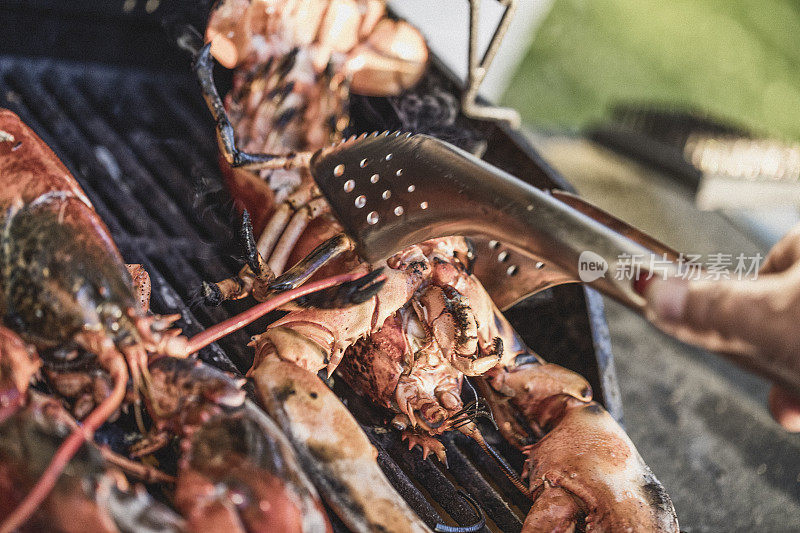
left=530, top=136, right=800, bottom=532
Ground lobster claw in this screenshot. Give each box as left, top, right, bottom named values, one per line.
left=522, top=400, right=679, bottom=532
left=479, top=360, right=679, bottom=532
left=175, top=402, right=331, bottom=533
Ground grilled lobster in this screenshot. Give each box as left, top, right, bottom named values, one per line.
left=0, top=390, right=185, bottom=533
left=195, top=1, right=680, bottom=530
left=0, top=109, right=370, bottom=532
left=0, top=108, right=200, bottom=532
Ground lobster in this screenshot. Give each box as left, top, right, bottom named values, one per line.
left=194, top=1, right=680, bottom=530
left=199, top=0, right=427, bottom=283
left=0, top=108, right=198, bottom=532
left=0, top=390, right=186, bottom=533
left=0, top=109, right=381, bottom=531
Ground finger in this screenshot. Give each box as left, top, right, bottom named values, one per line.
left=768, top=385, right=800, bottom=432
left=644, top=274, right=786, bottom=349
left=761, top=225, right=800, bottom=275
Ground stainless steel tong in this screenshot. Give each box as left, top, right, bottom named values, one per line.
left=309, top=131, right=679, bottom=311
left=310, top=132, right=800, bottom=398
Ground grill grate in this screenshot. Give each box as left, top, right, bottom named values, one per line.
left=0, top=52, right=618, bottom=532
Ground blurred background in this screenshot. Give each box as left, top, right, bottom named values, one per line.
left=505, top=0, right=800, bottom=141
left=396, top=1, right=800, bottom=531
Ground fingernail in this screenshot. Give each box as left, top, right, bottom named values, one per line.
left=631, top=270, right=653, bottom=296
left=644, top=277, right=689, bottom=322
left=769, top=386, right=800, bottom=433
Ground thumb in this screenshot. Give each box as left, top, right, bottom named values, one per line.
left=643, top=275, right=782, bottom=349
left=769, top=385, right=800, bottom=432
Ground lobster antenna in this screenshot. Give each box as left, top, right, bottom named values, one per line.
left=462, top=376, right=480, bottom=405
left=448, top=399, right=497, bottom=430
left=99, top=447, right=175, bottom=484
left=450, top=399, right=529, bottom=497
left=194, top=43, right=312, bottom=172
left=434, top=490, right=486, bottom=533
left=182, top=271, right=386, bottom=355
left=479, top=438, right=531, bottom=498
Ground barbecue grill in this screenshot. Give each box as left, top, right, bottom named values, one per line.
left=0, top=2, right=623, bottom=531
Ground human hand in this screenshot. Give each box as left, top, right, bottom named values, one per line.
left=642, top=224, right=800, bottom=431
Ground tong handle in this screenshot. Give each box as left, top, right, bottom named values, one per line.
left=555, top=192, right=800, bottom=398
left=491, top=183, right=681, bottom=311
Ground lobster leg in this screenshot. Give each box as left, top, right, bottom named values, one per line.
left=200, top=209, right=274, bottom=305
left=417, top=283, right=502, bottom=376
left=255, top=182, right=320, bottom=271
left=241, top=209, right=273, bottom=281
left=98, top=447, right=175, bottom=484
left=268, top=196, right=330, bottom=275
left=268, top=233, right=354, bottom=293
left=200, top=210, right=273, bottom=305
left=194, top=43, right=312, bottom=172
left=202, top=228, right=354, bottom=306
left=449, top=336, right=503, bottom=377
left=201, top=270, right=251, bottom=305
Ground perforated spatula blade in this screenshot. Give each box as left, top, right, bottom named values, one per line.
left=309, top=131, right=678, bottom=311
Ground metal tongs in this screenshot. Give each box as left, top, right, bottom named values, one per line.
left=309, top=132, right=800, bottom=398
left=309, top=131, right=678, bottom=311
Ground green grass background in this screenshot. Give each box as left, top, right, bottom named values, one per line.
left=503, top=0, right=800, bottom=140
